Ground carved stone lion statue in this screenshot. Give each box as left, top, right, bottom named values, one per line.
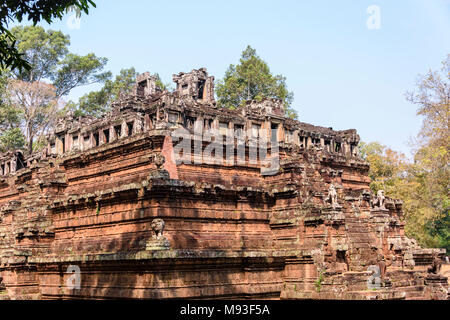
left=377, top=190, right=385, bottom=209
left=146, top=218, right=170, bottom=251
left=153, top=154, right=165, bottom=170
left=326, top=184, right=339, bottom=209
left=148, top=153, right=170, bottom=180
left=427, top=253, right=442, bottom=275
left=371, top=190, right=386, bottom=210
left=151, top=218, right=165, bottom=240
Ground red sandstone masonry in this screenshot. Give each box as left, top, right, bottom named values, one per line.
left=0, top=68, right=447, bottom=300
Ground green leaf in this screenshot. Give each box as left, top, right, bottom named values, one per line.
left=216, top=45, right=298, bottom=119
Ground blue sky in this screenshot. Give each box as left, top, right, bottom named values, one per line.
left=31, top=0, right=450, bottom=156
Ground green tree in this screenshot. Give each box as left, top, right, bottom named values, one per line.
left=359, top=140, right=449, bottom=252
left=359, top=56, right=449, bottom=252
left=7, top=79, right=60, bottom=155
left=3, top=25, right=109, bottom=154
left=0, top=128, right=25, bottom=152
left=405, top=54, right=449, bottom=251
left=358, top=141, right=409, bottom=194
left=153, top=73, right=172, bottom=92
left=70, top=67, right=138, bottom=117
left=406, top=54, right=449, bottom=150
left=216, top=45, right=297, bottom=119
left=0, top=69, right=26, bottom=152
left=71, top=69, right=170, bottom=117
left=11, top=26, right=110, bottom=98
left=0, top=0, right=96, bottom=72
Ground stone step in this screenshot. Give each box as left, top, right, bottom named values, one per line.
left=410, top=296, right=430, bottom=300
left=394, top=285, right=425, bottom=292
left=349, top=290, right=405, bottom=300
left=392, top=285, right=425, bottom=299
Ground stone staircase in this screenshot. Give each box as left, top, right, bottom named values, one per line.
left=345, top=216, right=378, bottom=271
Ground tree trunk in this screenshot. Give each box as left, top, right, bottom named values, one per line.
left=27, top=123, right=33, bottom=155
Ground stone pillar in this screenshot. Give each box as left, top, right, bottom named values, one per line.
left=63, top=133, right=69, bottom=152
left=292, top=130, right=298, bottom=145
left=10, top=158, right=16, bottom=174
left=55, top=137, right=64, bottom=155
left=74, top=133, right=81, bottom=151
left=194, top=116, right=203, bottom=135
left=341, top=142, right=348, bottom=155
left=307, top=136, right=312, bottom=149
left=121, top=122, right=128, bottom=138
left=144, top=114, right=151, bottom=132
left=108, top=126, right=115, bottom=143
left=98, top=130, right=105, bottom=146
left=201, top=76, right=215, bottom=103
left=135, top=118, right=143, bottom=134
left=79, top=136, right=84, bottom=151
left=90, top=133, right=95, bottom=148
left=84, top=135, right=92, bottom=150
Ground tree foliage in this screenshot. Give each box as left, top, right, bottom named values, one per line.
left=7, top=79, right=60, bottom=155
left=0, top=0, right=96, bottom=72
left=70, top=67, right=138, bottom=117
left=0, top=127, right=25, bottom=152
left=0, top=69, right=25, bottom=152
left=216, top=46, right=297, bottom=119
left=1, top=25, right=109, bottom=155
left=11, top=25, right=110, bottom=97
left=359, top=141, right=449, bottom=252
left=359, top=55, right=449, bottom=252
left=10, top=25, right=70, bottom=82
left=70, top=69, right=170, bottom=117
left=405, top=55, right=449, bottom=252
left=358, top=142, right=410, bottom=194
left=406, top=54, right=449, bottom=150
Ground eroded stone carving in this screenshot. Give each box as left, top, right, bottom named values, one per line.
left=151, top=218, right=165, bottom=239
left=148, top=153, right=170, bottom=179
left=377, top=254, right=387, bottom=280
left=153, top=153, right=165, bottom=170
left=428, top=252, right=442, bottom=275
left=371, top=190, right=387, bottom=210
left=325, top=184, right=340, bottom=209
left=351, top=203, right=360, bottom=216
left=377, top=190, right=385, bottom=209
left=146, top=218, right=170, bottom=250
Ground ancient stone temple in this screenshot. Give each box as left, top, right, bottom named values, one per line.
left=0, top=68, right=448, bottom=300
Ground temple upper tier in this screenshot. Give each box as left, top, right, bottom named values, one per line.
left=0, top=68, right=361, bottom=176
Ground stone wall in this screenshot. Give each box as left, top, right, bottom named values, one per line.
left=0, top=68, right=447, bottom=300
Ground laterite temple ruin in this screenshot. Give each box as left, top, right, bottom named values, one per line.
left=0, top=68, right=448, bottom=300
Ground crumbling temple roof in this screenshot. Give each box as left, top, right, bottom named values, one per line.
left=1, top=68, right=360, bottom=175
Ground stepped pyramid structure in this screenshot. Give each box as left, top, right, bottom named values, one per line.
left=0, top=68, right=448, bottom=300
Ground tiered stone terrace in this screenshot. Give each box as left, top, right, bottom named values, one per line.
left=0, top=68, right=447, bottom=300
